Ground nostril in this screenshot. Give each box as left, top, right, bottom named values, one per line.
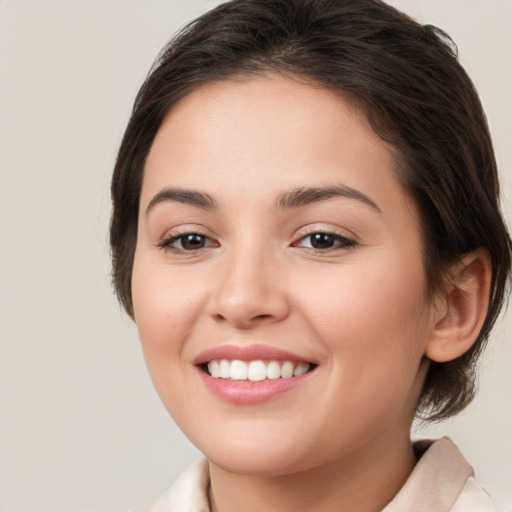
left=254, top=314, right=272, bottom=320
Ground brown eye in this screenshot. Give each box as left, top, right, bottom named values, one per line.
left=179, top=234, right=207, bottom=250
left=161, top=232, right=217, bottom=252
left=296, top=232, right=357, bottom=251
left=309, top=233, right=336, bottom=249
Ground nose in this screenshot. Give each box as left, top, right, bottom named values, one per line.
left=207, top=248, right=290, bottom=329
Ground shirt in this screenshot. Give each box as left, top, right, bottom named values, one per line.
left=132, top=438, right=497, bottom=512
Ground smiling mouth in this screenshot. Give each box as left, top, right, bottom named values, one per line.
left=202, top=359, right=316, bottom=382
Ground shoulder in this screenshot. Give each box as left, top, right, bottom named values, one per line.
left=127, top=459, right=211, bottom=512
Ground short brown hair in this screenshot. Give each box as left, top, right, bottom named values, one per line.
left=110, top=0, right=511, bottom=420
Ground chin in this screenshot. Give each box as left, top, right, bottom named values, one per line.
left=189, top=426, right=314, bottom=477
left=207, top=448, right=308, bottom=477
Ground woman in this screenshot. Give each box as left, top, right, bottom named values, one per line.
left=110, top=0, right=511, bottom=510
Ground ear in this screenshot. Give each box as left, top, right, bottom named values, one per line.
left=425, top=248, right=492, bottom=363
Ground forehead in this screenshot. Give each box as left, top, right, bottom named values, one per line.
left=142, top=74, right=416, bottom=225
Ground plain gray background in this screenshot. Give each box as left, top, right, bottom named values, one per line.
left=0, top=0, right=511, bottom=510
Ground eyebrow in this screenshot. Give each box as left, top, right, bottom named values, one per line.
left=276, top=185, right=382, bottom=213
left=145, top=183, right=381, bottom=215
left=145, top=187, right=219, bottom=215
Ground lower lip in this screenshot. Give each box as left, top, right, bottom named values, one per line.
left=198, top=369, right=312, bottom=405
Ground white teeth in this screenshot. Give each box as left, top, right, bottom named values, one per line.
left=280, top=361, right=294, bottom=379
left=220, top=359, right=231, bottom=379
left=248, top=360, right=267, bottom=381
left=206, top=359, right=312, bottom=381
left=208, top=360, right=221, bottom=378
left=266, top=360, right=281, bottom=379
left=230, top=360, right=248, bottom=380
left=293, top=362, right=310, bottom=377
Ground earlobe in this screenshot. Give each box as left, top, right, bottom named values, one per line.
left=425, top=248, right=492, bottom=363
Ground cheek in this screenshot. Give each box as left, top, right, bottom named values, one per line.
left=301, top=263, right=429, bottom=437
left=131, top=252, right=205, bottom=364
left=297, top=256, right=429, bottom=371
left=131, top=254, right=207, bottom=416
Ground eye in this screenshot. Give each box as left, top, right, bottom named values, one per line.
left=295, top=232, right=357, bottom=251
left=160, top=232, right=217, bottom=252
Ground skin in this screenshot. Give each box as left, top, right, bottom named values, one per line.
left=131, top=74, right=480, bottom=512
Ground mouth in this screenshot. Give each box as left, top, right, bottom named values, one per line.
left=194, top=344, right=318, bottom=404
left=201, top=359, right=315, bottom=381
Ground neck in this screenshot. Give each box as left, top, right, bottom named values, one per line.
left=208, top=430, right=417, bottom=512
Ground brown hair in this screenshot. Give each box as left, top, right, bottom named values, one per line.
left=110, top=0, right=511, bottom=420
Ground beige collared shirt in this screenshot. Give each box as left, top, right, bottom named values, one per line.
left=133, top=438, right=497, bottom=512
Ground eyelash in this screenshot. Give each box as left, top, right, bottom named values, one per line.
left=293, top=232, right=358, bottom=252
left=158, top=230, right=357, bottom=254
left=158, top=231, right=217, bottom=253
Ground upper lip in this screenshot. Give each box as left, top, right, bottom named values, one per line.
left=193, top=344, right=316, bottom=366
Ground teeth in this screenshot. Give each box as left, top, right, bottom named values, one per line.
left=220, top=359, right=231, bottom=379
left=248, top=360, right=267, bottom=381
left=206, top=359, right=312, bottom=381
left=230, top=360, right=248, bottom=380
left=209, top=360, right=220, bottom=378
left=266, top=360, right=281, bottom=380
left=294, top=362, right=310, bottom=377
left=280, top=361, right=294, bottom=379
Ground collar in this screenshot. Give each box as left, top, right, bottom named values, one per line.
left=140, top=438, right=474, bottom=512
left=382, top=437, right=474, bottom=512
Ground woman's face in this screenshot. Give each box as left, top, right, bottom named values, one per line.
left=132, top=75, right=437, bottom=476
